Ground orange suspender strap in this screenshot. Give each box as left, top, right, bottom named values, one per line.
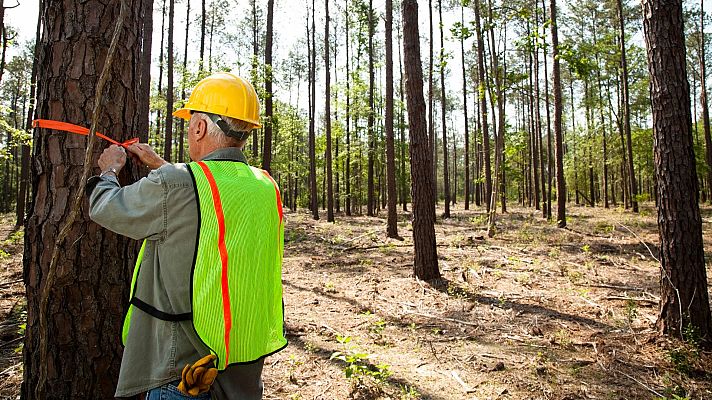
left=33, top=119, right=139, bottom=148
left=195, top=161, right=233, bottom=364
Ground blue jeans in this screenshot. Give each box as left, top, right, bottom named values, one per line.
left=146, top=381, right=212, bottom=400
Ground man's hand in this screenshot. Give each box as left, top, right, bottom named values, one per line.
left=98, top=145, right=127, bottom=173
left=127, top=143, right=168, bottom=170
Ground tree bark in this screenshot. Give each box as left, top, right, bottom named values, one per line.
left=461, top=5, right=470, bottom=211
left=642, top=0, right=712, bottom=341
left=23, top=0, right=144, bottom=397
left=179, top=0, right=188, bottom=162
left=402, top=0, right=440, bottom=282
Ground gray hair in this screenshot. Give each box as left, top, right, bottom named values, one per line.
left=192, top=113, right=252, bottom=147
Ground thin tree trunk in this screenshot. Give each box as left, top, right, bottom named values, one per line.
left=428, top=0, right=437, bottom=206
left=325, top=0, right=334, bottom=221
left=178, top=0, right=188, bottom=162
left=474, top=0, right=491, bottom=212
left=263, top=0, right=275, bottom=172
left=438, top=0, right=450, bottom=218
left=345, top=0, right=352, bottom=215
left=700, top=0, right=712, bottom=204
left=308, top=0, right=318, bottom=220
left=551, top=0, right=566, bottom=227
left=367, top=0, right=376, bottom=216
left=385, top=0, right=398, bottom=236
left=164, top=0, right=174, bottom=162
left=618, top=0, right=638, bottom=212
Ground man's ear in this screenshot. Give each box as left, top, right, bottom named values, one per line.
left=195, top=117, right=208, bottom=142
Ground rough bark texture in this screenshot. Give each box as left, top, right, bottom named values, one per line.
left=23, top=0, right=144, bottom=398
left=461, top=5, right=470, bottom=211
left=642, top=0, right=712, bottom=340
left=551, top=0, right=566, bottom=228
left=308, top=0, right=319, bottom=220
left=402, top=0, right=439, bottom=281
left=385, top=0, right=398, bottom=237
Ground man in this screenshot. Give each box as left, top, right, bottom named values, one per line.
left=88, top=73, right=287, bottom=399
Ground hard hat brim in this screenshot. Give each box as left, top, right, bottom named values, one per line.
left=173, top=108, right=192, bottom=121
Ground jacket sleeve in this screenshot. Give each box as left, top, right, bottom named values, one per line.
left=88, top=170, right=166, bottom=240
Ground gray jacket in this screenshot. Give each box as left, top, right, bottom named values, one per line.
left=88, top=148, right=267, bottom=399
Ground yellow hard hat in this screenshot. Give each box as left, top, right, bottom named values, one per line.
left=173, top=72, right=262, bottom=130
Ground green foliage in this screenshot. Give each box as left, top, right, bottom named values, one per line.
left=330, top=335, right=391, bottom=384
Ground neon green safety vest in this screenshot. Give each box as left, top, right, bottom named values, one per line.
left=122, top=160, right=287, bottom=369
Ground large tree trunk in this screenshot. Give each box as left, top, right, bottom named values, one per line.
left=325, top=0, right=334, bottom=222
left=263, top=0, right=275, bottom=173
left=551, top=0, right=566, bottom=228
left=642, top=0, right=712, bottom=341
left=23, top=0, right=145, bottom=398
left=385, top=0, right=398, bottom=237
left=402, top=0, right=439, bottom=282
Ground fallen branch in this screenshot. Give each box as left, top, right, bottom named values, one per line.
left=617, top=370, right=663, bottom=398
left=402, top=311, right=479, bottom=327
left=0, top=279, right=22, bottom=289
left=605, top=296, right=658, bottom=305
left=450, top=371, right=476, bottom=393
left=0, top=336, right=22, bottom=350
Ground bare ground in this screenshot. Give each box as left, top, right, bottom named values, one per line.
left=1, top=203, right=711, bottom=399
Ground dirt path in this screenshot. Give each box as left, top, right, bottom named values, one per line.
left=1, top=204, right=711, bottom=399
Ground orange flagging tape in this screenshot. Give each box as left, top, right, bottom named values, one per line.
left=33, top=119, right=139, bottom=148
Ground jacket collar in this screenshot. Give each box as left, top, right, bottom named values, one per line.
left=200, top=147, right=249, bottom=165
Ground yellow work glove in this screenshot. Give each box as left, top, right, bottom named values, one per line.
left=177, top=354, right=219, bottom=396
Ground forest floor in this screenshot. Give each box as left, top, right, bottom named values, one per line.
left=1, top=203, right=712, bottom=399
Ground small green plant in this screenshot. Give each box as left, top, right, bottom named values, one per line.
left=581, top=244, right=591, bottom=253
left=370, top=319, right=387, bottom=335
left=330, top=348, right=391, bottom=382
left=668, top=347, right=693, bottom=375
left=0, top=249, right=10, bottom=260
left=4, top=229, right=23, bottom=245
left=323, top=281, right=337, bottom=293
left=625, top=299, right=638, bottom=325
left=399, top=384, right=420, bottom=399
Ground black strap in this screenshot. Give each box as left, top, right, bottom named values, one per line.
left=204, top=112, right=251, bottom=141
left=130, top=297, right=192, bottom=322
